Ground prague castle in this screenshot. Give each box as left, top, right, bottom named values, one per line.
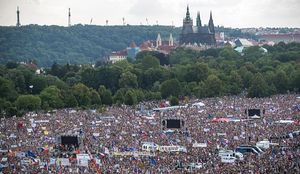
left=179, top=6, right=216, bottom=46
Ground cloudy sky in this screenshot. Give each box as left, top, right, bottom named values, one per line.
left=0, top=0, right=299, bottom=28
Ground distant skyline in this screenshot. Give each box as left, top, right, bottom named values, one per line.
left=0, top=0, right=299, bottom=28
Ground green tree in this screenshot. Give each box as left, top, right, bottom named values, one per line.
left=119, top=71, right=138, bottom=89
left=72, top=83, right=92, bottom=106
left=98, top=85, right=113, bottom=106
left=90, top=89, right=101, bottom=106
left=61, top=89, right=78, bottom=108
left=0, top=77, right=18, bottom=101
left=248, top=73, right=270, bottom=98
left=160, top=79, right=181, bottom=98
left=113, top=89, right=125, bottom=104
left=124, top=90, right=138, bottom=105
left=204, top=75, right=223, bottom=97
left=169, top=96, right=179, bottom=106
left=40, top=86, right=64, bottom=109
left=141, top=55, right=160, bottom=69
left=274, top=70, right=288, bottom=93
left=184, top=63, right=209, bottom=82
left=15, top=95, right=41, bottom=111
left=227, top=71, right=243, bottom=95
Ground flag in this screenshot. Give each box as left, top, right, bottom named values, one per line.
left=149, top=157, right=157, bottom=166
left=27, top=150, right=36, bottom=158
left=104, top=147, right=110, bottom=155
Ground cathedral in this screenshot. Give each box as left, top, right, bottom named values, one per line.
left=179, top=6, right=216, bottom=46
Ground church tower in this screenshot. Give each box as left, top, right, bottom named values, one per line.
left=182, top=5, right=193, bottom=34
left=169, top=33, right=174, bottom=46
left=208, top=11, right=215, bottom=34
left=196, top=11, right=202, bottom=27
left=156, top=33, right=162, bottom=47
left=16, top=6, right=20, bottom=27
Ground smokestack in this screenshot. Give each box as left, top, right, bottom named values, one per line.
left=16, top=6, right=21, bottom=27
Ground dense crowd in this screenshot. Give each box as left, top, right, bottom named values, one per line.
left=0, top=94, right=299, bottom=173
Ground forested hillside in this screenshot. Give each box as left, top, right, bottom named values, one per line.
left=0, top=25, right=255, bottom=67
left=0, top=25, right=179, bottom=66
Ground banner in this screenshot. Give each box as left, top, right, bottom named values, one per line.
left=192, top=143, right=207, bottom=148
left=112, top=151, right=155, bottom=157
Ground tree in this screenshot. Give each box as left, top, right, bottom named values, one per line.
left=40, top=86, right=64, bottom=109
left=98, top=85, right=113, bottom=106
left=15, top=95, right=41, bottom=111
left=72, top=83, right=92, bottom=107
left=124, top=90, right=137, bottom=105
left=101, top=90, right=113, bottom=106
left=90, top=89, right=101, bottom=106
left=141, top=55, right=160, bottom=70
left=113, top=89, right=125, bottom=104
left=184, top=63, right=209, bottom=82
left=0, top=77, right=18, bottom=101
left=227, top=71, right=243, bottom=95
left=273, top=70, right=288, bottom=93
left=160, top=79, right=181, bottom=98
left=219, top=47, right=239, bottom=60
left=61, top=89, right=78, bottom=108
left=119, top=71, right=138, bottom=89
left=169, top=96, right=179, bottom=106
left=247, top=73, right=270, bottom=98
left=204, top=75, right=223, bottom=97
left=29, top=76, right=48, bottom=94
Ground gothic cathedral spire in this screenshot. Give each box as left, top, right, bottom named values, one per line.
left=185, top=5, right=192, bottom=21
left=196, top=11, right=202, bottom=27
left=208, top=11, right=215, bottom=34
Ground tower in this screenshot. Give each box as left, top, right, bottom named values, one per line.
left=156, top=33, right=162, bottom=47
left=208, top=11, right=215, bottom=34
left=68, top=8, right=71, bottom=27
left=182, top=5, right=193, bottom=34
left=196, top=11, right=202, bottom=28
left=16, top=6, right=20, bottom=27
left=169, top=33, right=174, bottom=46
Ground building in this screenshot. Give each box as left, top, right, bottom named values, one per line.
left=127, top=41, right=140, bottom=59
left=155, top=33, right=176, bottom=54
left=235, top=38, right=254, bottom=47
left=259, top=34, right=300, bottom=44
left=179, top=6, right=216, bottom=46
left=109, top=50, right=127, bottom=63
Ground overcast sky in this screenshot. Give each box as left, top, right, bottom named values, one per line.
left=0, top=0, right=299, bottom=28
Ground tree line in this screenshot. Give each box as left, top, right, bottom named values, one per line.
left=0, top=42, right=299, bottom=117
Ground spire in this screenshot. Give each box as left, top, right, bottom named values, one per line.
left=208, top=10, right=215, bottom=33
left=169, top=33, right=174, bottom=46
left=68, top=8, right=71, bottom=27
left=185, top=5, right=191, bottom=21
left=16, top=6, right=20, bottom=27
left=156, top=33, right=162, bottom=47
left=196, top=11, right=202, bottom=27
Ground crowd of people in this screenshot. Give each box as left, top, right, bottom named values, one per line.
left=0, top=94, right=300, bottom=173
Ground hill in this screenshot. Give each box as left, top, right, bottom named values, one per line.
left=0, top=25, right=179, bottom=67
left=0, top=25, right=258, bottom=67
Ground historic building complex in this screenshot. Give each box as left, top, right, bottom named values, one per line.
left=179, top=6, right=216, bottom=46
